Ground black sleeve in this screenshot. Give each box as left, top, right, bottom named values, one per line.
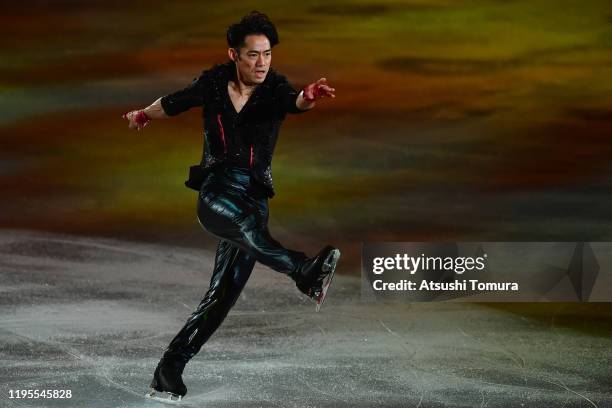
left=160, top=71, right=208, bottom=116
left=275, top=75, right=309, bottom=114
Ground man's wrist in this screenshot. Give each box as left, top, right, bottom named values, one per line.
left=297, top=90, right=315, bottom=111
left=301, top=87, right=316, bottom=102
left=134, top=110, right=151, bottom=127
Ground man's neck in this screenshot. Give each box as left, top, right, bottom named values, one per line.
left=233, top=68, right=257, bottom=96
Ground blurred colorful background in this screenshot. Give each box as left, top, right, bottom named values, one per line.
left=2, top=0, right=612, bottom=274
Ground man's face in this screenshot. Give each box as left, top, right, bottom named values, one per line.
left=231, top=34, right=272, bottom=85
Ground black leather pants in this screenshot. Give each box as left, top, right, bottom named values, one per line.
left=162, top=167, right=308, bottom=363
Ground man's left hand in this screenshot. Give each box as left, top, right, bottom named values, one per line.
left=302, top=78, right=335, bottom=102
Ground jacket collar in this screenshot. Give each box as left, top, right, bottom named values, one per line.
left=209, top=62, right=278, bottom=117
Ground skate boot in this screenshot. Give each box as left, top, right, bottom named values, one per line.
left=146, top=356, right=187, bottom=403
left=293, top=245, right=341, bottom=312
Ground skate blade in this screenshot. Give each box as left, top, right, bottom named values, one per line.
left=316, top=249, right=340, bottom=312
left=146, top=389, right=183, bottom=404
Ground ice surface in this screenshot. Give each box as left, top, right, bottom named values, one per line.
left=1, top=229, right=610, bottom=407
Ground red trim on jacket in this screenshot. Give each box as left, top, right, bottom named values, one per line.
left=216, top=114, right=227, bottom=154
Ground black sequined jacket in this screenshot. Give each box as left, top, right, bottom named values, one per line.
left=160, top=62, right=307, bottom=198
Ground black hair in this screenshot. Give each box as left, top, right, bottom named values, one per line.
left=226, top=11, right=279, bottom=51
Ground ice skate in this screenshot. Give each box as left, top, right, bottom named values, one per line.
left=146, top=389, right=183, bottom=404
left=314, top=247, right=340, bottom=312
left=146, top=357, right=187, bottom=404
left=294, top=245, right=341, bottom=311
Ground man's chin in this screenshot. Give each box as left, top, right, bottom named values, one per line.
left=244, top=73, right=267, bottom=85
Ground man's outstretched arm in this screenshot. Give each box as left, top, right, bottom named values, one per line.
left=123, top=71, right=208, bottom=131
left=278, top=76, right=336, bottom=114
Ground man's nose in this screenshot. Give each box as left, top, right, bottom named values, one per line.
left=256, top=54, right=265, bottom=66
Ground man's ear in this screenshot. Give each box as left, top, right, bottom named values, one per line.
left=228, top=48, right=239, bottom=62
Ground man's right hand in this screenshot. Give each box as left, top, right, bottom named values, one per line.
left=122, top=109, right=151, bottom=131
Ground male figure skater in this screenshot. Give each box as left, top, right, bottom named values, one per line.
left=123, top=11, right=340, bottom=402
